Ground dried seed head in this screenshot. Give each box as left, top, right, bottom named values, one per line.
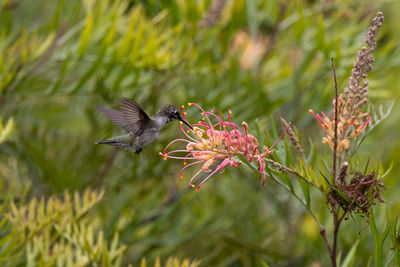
left=280, top=117, right=303, bottom=154
left=198, top=0, right=227, bottom=28
left=310, top=12, right=384, bottom=153
left=336, top=161, right=349, bottom=186
left=341, top=11, right=384, bottom=120
left=264, top=158, right=298, bottom=175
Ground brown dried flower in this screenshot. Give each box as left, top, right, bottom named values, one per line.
left=328, top=171, right=386, bottom=218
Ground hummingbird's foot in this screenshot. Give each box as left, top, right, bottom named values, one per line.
left=135, top=148, right=142, bottom=154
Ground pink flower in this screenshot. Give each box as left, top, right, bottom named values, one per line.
left=309, top=97, right=371, bottom=153
left=160, top=103, right=289, bottom=191
left=310, top=13, right=384, bottom=153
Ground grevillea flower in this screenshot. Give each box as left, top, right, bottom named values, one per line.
left=160, top=103, right=289, bottom=191
left=309, top=104, right=371, bottom=153
left=309, top=12, right=383, bottom=153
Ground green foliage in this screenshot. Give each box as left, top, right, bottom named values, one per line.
left=370, top=212, right=391, bottom=267
left=140, top=257, right=201, bottom=267
left=1, top=0, right=400, bottom=266
left=1, top=188, right=127, bottom=266
left=339, top=239, right=359, bottom=267
left=0, top=117, right=15, bottom=144
left=390, top=215, right=400, bottom=266
left=351, top=102, right=394, bottom=156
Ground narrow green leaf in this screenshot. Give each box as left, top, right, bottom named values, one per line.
left=70, top=50, right=104, bottom=94
left=370, top=212, right=383, bottom=267
left=119, top=7, right=141, bottom=61
left=78, top=12, right=94, bottom=56
left=341, top=239, right=359, bottom=267
left=384, top=252, right=395, bottom=267
left=390, top=215, right=400, bottom=266
left=298, top=179, right=311, bottom=208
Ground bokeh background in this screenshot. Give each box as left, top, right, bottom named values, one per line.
left=1, top=0, right=399, bottom=266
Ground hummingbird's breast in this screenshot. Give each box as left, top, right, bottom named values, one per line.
left=133, top=127, right=160, bottom=148
left=152, top=116, right=169, bottom=129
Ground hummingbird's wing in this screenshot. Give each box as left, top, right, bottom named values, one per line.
left=120, top=98, right=151, bottom=136
left=95, top=106, right=130, bottom=132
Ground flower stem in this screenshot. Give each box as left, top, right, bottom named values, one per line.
left=331, top=209, right=347, bottom=267
left=331, top=58, right=339, bottom=184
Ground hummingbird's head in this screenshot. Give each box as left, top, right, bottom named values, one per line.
left=160, top=104, right=193, bottom=129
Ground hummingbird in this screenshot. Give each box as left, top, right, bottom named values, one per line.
left=95, top=98, right=192, bottom=154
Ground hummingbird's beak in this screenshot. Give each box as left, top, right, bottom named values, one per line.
left=179, top=116, right=193, bottom=130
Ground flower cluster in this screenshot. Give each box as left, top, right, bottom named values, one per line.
left=309, top=107, right=371, bottom=153
left=160, top=103, right=289, bottom=191
left=309, top=12, right=384, bottom=153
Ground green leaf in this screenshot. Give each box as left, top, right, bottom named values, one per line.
left=370, top=211, right=391, bottom=267
left=341, top=239, right=359, bottom=267
left=298, top=179, right=311, bottom=208
left=390, top=215, right=400, bottom=266
left=78, top=11, right=94, bottom=56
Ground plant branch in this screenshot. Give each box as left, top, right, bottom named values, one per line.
left=320, top=226, right=333, bottom=255
left=331, top=58, right=339, bottom=184
left=331, top=209, right=347, bottom=267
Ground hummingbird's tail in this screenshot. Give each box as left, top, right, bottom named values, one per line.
left=95, top=140, right=116, bottom=145
left=95, top=139, right=142, bottom=153
left=95, top=139, right=129, bottom=148
left=94, top=140, right=127, bottom=148
left=94, top=134, right=136, bottom=150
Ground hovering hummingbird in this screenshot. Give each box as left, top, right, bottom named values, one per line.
left=95, top=98, right=192, bottom=154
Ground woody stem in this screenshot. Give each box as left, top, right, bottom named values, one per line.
left=331, top=58, right=339, bottom=184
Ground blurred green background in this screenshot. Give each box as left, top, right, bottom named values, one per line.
left=1, top=0, right=399, bottom=266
